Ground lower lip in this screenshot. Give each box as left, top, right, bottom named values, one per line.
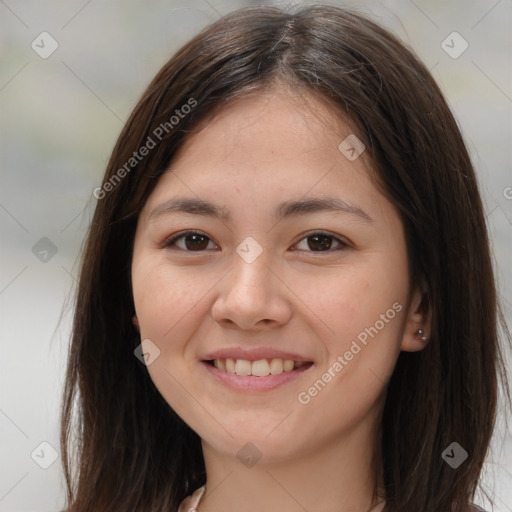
left=201, top=361, right=313, bottom=391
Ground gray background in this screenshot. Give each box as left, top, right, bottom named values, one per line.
left=0, top=0, right=511, bottom=510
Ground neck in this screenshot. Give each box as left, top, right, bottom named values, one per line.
left=198, top=409, right=385, bottom=512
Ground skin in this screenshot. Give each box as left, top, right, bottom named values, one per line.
left=131, top=83, right=431, bottom=512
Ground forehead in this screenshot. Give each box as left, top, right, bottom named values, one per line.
left=173, top=88, right=357, bottom=167
left=146, top=90, right=378, bottom=204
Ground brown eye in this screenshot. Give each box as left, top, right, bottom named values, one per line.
left=294, top=232, right=347, bottom=252
left=162, top=230, right=347, bottom=254
left=163, top=232, right=216, bottom=252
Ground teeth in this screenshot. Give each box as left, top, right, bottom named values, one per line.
left=283, top=359, right=294, bottom=372
left=234, top=359, right=251, bottom=376
left=269, top=358, right=283, bottom=375
left=252, top=359, right=270, bottom=377
left=225, top=358, right=236, bottom=374
left=211, top=358, right=308, bottom=377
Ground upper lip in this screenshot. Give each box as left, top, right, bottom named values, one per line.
left=202, top=347, right=313, bottom=362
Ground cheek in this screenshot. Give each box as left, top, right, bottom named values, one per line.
left=300, top=247, right=409, bottom=390
left=300, top=255, right=408, bottom=424
left=294, top=293, right=405, bottom=440
left=132, top=253, right=214, bottom=341
left=131, top=253, right=216, bottom=424
left=307, top=255, right=407, bottom=347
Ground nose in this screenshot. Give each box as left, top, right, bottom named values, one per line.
left=210, top=248, right=292, bottom=331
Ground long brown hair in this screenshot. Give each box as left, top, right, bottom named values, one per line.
left=60, top=4, right=510, bottom=511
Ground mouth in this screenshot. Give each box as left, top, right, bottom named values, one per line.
left=204, top=357, right=313, bottom=377
left=201, top=357, right=314, bottom=392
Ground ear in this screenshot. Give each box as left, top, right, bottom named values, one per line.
left=400, top=280, right=432, bottom=352
left=132, top=314, right=140, bottom=333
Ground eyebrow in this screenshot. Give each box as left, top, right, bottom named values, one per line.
left=148, top=196, right=373, bottom=223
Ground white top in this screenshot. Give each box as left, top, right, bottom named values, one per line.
left=177, top=485, right=206, bottom=512
left=176, top=486, right=487, bottom=512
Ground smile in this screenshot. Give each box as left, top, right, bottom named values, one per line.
left=202, top=357, right=314, bottom=392
left=206, top=358, right=312, bottom=377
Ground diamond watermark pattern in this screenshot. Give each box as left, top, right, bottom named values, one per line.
left=441, top=441, right=468, bottom=469
left=236, top=442, right=262, bottom=468
left=32, top=237, right=58, bottom=263
left=31, top=32, right=59, bottom=59
left=31, top=441, right=59, bottom=469
left=236, top=236, right=263, bottom=264
left=134, top=338, right=161, bottom=366
left=338, top=134, right=365, bottom=161
left=441, top=32, right=468, bottom=59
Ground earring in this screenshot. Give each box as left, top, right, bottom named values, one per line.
left=415, top=328, right=428, bottom=342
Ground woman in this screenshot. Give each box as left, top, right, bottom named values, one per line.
left=60, top=4, right=510, bottom=511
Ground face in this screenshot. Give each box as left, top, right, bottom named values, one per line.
left=131, top=87, right=427, bottom=464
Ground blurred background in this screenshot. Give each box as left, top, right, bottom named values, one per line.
left=0, top=0, right=511, bottom=510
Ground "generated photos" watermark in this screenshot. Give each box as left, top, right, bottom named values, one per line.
left=94, top=97, right=197, bottom=200
left=298, top=301, right=403, bottom=405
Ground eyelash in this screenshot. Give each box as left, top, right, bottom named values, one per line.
left=160, top=230, right=349, bottom=254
